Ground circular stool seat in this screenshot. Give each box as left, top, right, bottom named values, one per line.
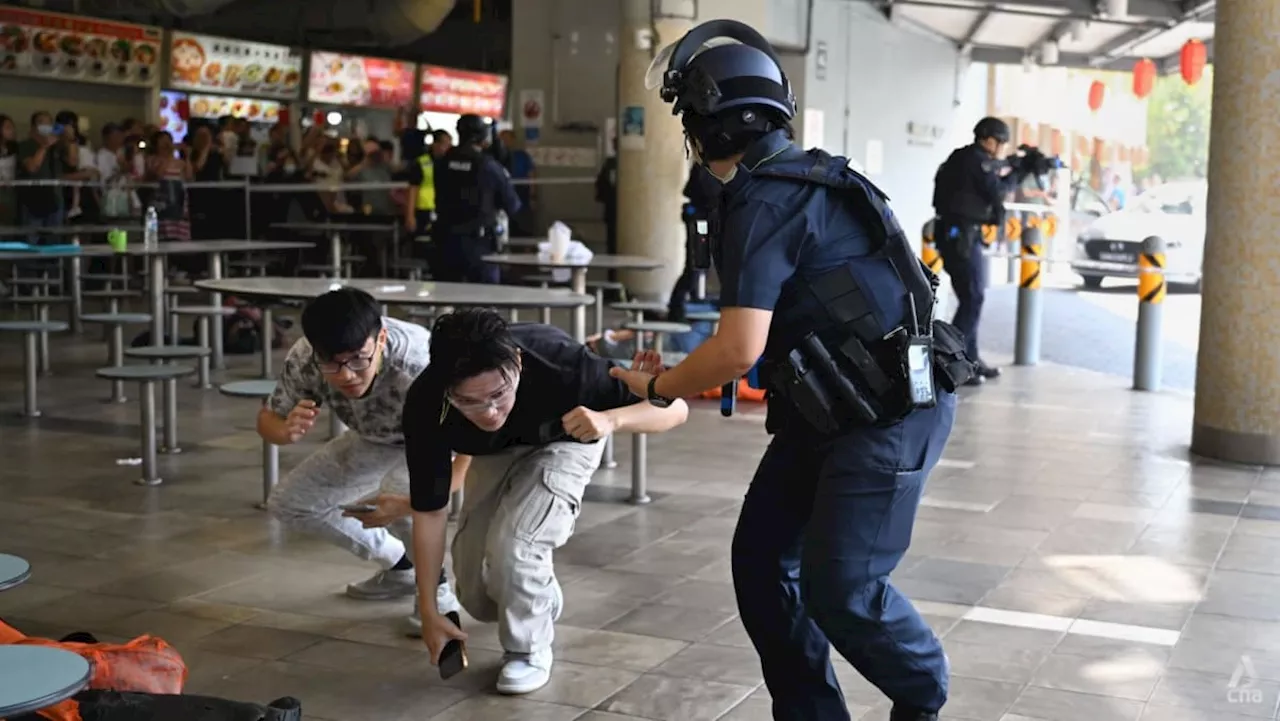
left=612, top=300, right=668, bottom=315
left=0, top=646, right=91, bottom=717
left=9, top=295, right=70, bottom=305
left=586, top=279, right=626, bottom=291
left=685, top=310, right=721, bottom=323
left=0, top=553, right=31, bottom=591
left=81, top=313, right=152, bottom=325
left=124, top=345, right=212, bottom=361
left=95, top=364, right=196, bottom=381
left=166, top=285, right=203, bottom=295
left=82, top=289, right=140, bottom=299
left=173, top=306, right=235, bottom=316
left=623, top=320, right=693, bottom=336
left=219, top=379, right=278, bottom=398
left=0, top=320, right=70, bottom=333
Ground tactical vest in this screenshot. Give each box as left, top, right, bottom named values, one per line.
left=416, top=154, right=436, bottom=211
left=434, top=146, right=496, bottom=235
left=933, top=145, right=998, bottom=224
left=747, top=147, right=973, bottom=433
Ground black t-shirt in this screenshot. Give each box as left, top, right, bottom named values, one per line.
left=403, top=323, right=637, bottom=512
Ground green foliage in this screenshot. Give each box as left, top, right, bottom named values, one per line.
left=1140, top=65, right=1213, bottom=182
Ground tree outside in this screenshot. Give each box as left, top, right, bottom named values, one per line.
left=1138, top=65, right=1213, bottom=183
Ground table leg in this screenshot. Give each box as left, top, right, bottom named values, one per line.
left=570, top=269, right=587, bottom=343
left=37, top=303, right=50, bottom=376
left=21, top=331, right=39, bottom=418
left=138, top=380, right=161, bottom=486
left=110, top=325, right=126, bottom=403
left=69, top=254, right=83, bottom=334
left=149, top=254, right=165, bottom=347
left=601, top=434, right=617, bottom=469
left=260, top=440, right=278, bottom=510
left=330, top=232, right=342, bottom=278
left=509, top=308, right=520, bottom=323
left=162, top=377, right=181, bottom=454
left=196, top=317, right=211, bottom=389
left=168, top=293, right=181, bottom=347
left=593, top=286, right=605, bottom=337
left=629, top=433, right=651, bottom=505
left=260, top=306, right=274, bottom=378
left=209, top=252, right=225, bottom=370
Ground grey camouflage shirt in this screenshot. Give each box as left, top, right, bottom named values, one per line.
left=268, top=317, right=430, bottom=446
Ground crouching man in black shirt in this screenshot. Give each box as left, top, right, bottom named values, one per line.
left=400, top=309, right=689, bottom=694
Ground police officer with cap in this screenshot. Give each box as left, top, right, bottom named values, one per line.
left=433, top=113, right=521, bottom=283
left=931, top=117, right=1018, bottom=384
left=608, top=19, right=971, bottom=721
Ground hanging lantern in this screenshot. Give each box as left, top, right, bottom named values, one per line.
left=1087, top=80, right=1106, bottom=112
left=1180, top=39, right=1207, bottom=85
left=1132, top=58, right=1157, bottom=98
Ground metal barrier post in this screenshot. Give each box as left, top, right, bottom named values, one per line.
left=1133, top=235, right=1166, bottom=391
left=1004, top=216, right=1021, bottom=284
left=1015, top=222, right=1044, bottom=365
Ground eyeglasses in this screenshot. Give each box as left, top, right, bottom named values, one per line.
left=447, top=380, right=516, bottom=412
left=316, top=354, right=376, bottom=375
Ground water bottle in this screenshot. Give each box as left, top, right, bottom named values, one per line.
left=144, top=206, right=158, bottom=250
left=495, top=209, right=509, bottom=251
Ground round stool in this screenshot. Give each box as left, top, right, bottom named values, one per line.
left=173, top=306, right=236, bottom=388
left=10, top=295, right=71, bottom=375
left=0, top=553, right=32, bottom=591
left=0, top=646, right=91, bottom=717
left=94, top=364, right=197, bottom=486
left=123, top=346, right=212, bottom=455
left=81, top=312, right=153, bottom=403
left=0, top=320, right=70, bottom=417
left=220, top=380, right=281, bottom=509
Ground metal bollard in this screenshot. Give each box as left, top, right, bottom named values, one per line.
left=1004, top=216, right=1021, bottom=285
left=1014, top=223, right=1044, bottom=366
left=1133, top=236, right=1166, bottom=391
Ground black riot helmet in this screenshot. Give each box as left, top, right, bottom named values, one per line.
left=973, top=117, right=1011, bottom=144
left=647, top=20, right=795, bottom=161
left=456, top=114, right=489, bottom=147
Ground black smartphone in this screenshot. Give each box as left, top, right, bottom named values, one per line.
left=438, top=611, right=467, bottom=680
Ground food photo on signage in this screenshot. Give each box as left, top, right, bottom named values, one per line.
left=307, top=51, right=414, bottom=109
left=158, top=90, right=189, bottom=139
left=188, top=93, right=281, bottom=124
left=168, top=32, right=302, bottom=99
left=0, top=6, right=160, bottom=85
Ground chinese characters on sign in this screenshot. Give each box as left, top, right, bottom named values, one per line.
left=419, top=65, right=508, bottom=118
left=168, top=32, right=302, bottom=99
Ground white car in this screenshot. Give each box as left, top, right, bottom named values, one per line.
left=1071, top=181, right=1207, bottom=291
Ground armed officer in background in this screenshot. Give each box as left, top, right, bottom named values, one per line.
left=931, top=117, right=1018, bottom=384
left=609, top=20, right=974, bottom=721
left=433, top=114, right=521, bottom=284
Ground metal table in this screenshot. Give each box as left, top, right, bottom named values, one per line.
left=79, top=240, right=314, bottom=368
left=480, top=253, right=662, bottom=343
left=272, top=222, right=400, bottom=277
left=0, top=553, right=31, bottom=591
left=0, top=646, right=91, bottom=718
left=193, top=276, right=594, bottom=379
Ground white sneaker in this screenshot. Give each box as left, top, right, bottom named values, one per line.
left=404, top=580, right=462, bottom=637
left=497, top=648, right=553, bottom=694
left=345, top=568, right=415, bottom=600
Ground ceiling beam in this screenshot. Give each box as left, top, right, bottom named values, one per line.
left=970, top=44, right=1135, bottom=70
left=874, top=0, right=1173, bottom=28
left=959, top=8, right=994, bottom=47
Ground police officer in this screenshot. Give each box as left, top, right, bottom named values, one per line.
left=609, top=20, right=964, bottom=721
left=931, top=117, right=1018, bottom=384
left=433, top=114, right=521, bottom=284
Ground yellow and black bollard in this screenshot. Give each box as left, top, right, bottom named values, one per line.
left=1004, top=215, right=1022, bottom=284
left=1014, top=219, right=1044, bottom=365
left=921, top=219, right=943, bottom=275
left=1133, top=235, right=1166, bottom=391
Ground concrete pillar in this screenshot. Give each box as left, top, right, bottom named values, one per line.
left=1191, top=2, right=1280, bottom=464
left=616, top=0, right=692, bottom=301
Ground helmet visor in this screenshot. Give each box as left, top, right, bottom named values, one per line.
left=643, top=36, right=742, bottom=91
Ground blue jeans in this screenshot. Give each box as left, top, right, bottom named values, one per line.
left=732, top=393, right=957, bottom=719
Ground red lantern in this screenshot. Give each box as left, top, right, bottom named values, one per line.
left=1132, top=58, right=1156, bottom=99
left=1180, top=39, right=1207, bottom=85
left=1087, top=80, right=1106, bottom=112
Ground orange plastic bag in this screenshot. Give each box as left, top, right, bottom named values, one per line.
left=0, top=619, right=187, bottom=721
left=696, top=378, right=766, bottom=402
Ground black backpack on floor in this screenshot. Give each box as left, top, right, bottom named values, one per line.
left=75, top=691, right=302, bottom=721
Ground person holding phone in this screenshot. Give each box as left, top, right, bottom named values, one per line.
left=255, top=288, right=459, bottom=629
left=395, top=309, right=689, bottom=694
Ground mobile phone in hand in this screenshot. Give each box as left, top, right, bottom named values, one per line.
left=439, top=611, right=467, bottom=680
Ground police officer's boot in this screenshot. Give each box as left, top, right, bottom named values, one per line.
left=890, top=706, right=939, bottom=721
left=976, top=360, right=1002, bottom=379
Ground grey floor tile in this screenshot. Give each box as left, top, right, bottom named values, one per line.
left=600, top=673, right=755, bottom=721
left=1007, top=686, right=1145, bottom=721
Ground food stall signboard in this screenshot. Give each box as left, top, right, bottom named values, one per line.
left=307, top=51, right=415, bottom=109
left=419, top=65, right=508, bottom=118
left=0, top=7, right=160, bottom=87
left=169, top=32, right=302, bottom=100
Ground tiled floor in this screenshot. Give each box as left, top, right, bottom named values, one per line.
left=3, top=306, right=1280, bottom=720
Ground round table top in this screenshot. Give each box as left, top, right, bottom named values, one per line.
left=76, top=240, right=315, bottom=257
left=0, top=320, right=71, bottom=333
left=482, top=253, right=663, bottom=271
left=219, top=379, right=279, bottom=398
left=194, top=277, right=594, bottom=309
left=0, top=646, right=92, bottom=717
left=0, top=553, right=31, bottom=591
left=95, top=364, right=197, bottom=381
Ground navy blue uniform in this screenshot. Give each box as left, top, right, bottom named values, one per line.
left=931, top=143, right=1016, bottom=360
left=433, top=145, right=522, bottom=284
left=721, top=130, right=956, bottom=719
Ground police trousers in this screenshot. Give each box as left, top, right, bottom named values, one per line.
left=451, top=441, right=603, bottom=655
left=936, top=222, right=987, bottom=360
left=436, top=232, right=499, bottom=284
left=732, top=393, right=957, bottom=719
left=267, top=432, right=411, bottom=569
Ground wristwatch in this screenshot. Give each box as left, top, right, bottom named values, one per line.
left=647, top=376, right=674, bottom=408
